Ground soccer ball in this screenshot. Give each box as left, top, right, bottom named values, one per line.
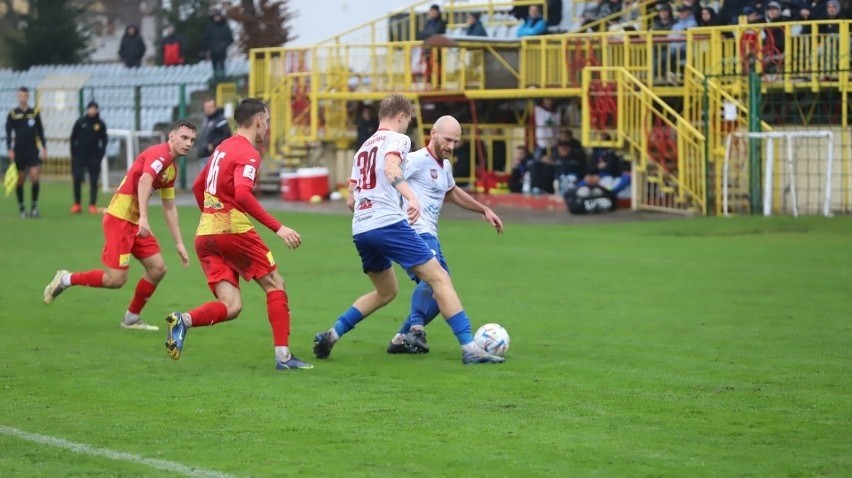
left=474, top=323, right=510, bottom=357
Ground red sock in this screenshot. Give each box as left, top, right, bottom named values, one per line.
left=188, top=302, right=229, bottom=327
left=70, top=270, right=105, bottom=287
left=127, top=278, right=157, bottom=315
left=267, top=290, right=290, bottom=346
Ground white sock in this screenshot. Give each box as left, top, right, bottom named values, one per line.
left=410, top=325, right=424, bottom=333
left=391, top=334, right=405, bottom=345
left=123, top=311, right=140, bottom=325
left=462, top=342, right=478, bottom=353
left=60, top=273, right=71, bottom=287
left=182, top=313, right=193, bottom=328
left=329, top=329, right=340, bottom=342
left=275, top=346, right=291, bottom=362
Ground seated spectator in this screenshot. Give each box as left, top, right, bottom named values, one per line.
left=681, top=0, right=703, bottom=19
left=517, top=5, right=548, bottom=37
left=553, top=141, right=588, bottom=192
left=529, top=154, right=558, bottom=194
left=668, top=5, right=698, bottom=57
left=652, top=3, right=675, bottom=30
left=697, top=7, right=722, bottom=26
left=583, top=0, right=614, bottom=24
left=719, top=0, right=751, bottom=24
left=547, top=0, right=564, bottom=27
left=582, top=142, right=631, bottom=196
left=465, top=12, right=487, bottom=37
left=743, top=6, right=763, bottom=23
left=619, top=0, right=642, bottom=25
left=764, top=2, right=787, bottom=56
left=509, top=146, right=533, bottom=193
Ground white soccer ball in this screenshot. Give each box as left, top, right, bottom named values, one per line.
left=474, top=323, right=510, bottom=357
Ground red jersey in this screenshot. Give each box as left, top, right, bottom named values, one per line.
left=106, top=143, right=176, bottom=224
left=195, top=135, right=276, bottom=236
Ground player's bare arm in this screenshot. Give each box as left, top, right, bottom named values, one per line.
left=385, top=152, right=421, bottom=224
left=161, top=197, right=189, bottom=267
left=347, top=181, right=356, bottom=212
left=447, top=187, right=503, bottom=234
left=136, top=173, right=155, bottom=237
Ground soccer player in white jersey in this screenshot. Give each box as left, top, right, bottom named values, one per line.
left=385, top=116, right=504, bottom=355
left=313, top=95, right=504, bottom=364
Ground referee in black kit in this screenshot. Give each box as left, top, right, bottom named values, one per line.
left=5, top=86, right=46, bottom=218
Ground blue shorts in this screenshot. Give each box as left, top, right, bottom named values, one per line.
left=353, top=220, right=436, bottom=274
left=406, top=233, right=449, bottom=282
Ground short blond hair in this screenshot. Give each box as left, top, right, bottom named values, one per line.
left=378, top=94, right=415, bottom=120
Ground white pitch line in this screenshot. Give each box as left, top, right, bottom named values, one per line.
left=0, top=424, right=233, bottom=478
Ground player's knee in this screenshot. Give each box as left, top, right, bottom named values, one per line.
left=103, top=272, right=127, bottom=288
left=148, top=264, right=167, bottom=281
left=225, top=300, right=242, bottom=319
left=376, top=284, right=398, bottom=305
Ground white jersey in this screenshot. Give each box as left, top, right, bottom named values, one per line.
left=351, top=129, right=412, bottom=235
left=403, top=147, right=456, bottom=238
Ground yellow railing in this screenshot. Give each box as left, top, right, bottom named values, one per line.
left=582, top=67, right=707, bottom=214
left=316, top=0, right=545, bottom=46
left=687, top=20, right=851, bottom=93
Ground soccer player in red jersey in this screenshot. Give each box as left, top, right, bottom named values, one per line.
left=164, top=98, right=312, bottom=371
left=43, top=120, right=197, bottom=331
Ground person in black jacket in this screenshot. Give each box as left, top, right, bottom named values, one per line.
left=5, top=86, right=46, bottom=218
left=197, top=98, right=232, bottom=166
left=69, top=101, right=108, bottom=214
left=204, top=10, right=234, bottom=81
left=118, top=25, right=146, bottom=68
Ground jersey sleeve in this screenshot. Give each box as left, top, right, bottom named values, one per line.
left=386, top=134, right=411, bottom=159
left=403, top=153, right=420, bottom=180
left=446, top=163, right=456, bottom=190
left=143, top=151, right=171, bottom=178
left=233, top=150, right=259, bottom=191
left=158, top=164, right=177, bottom=199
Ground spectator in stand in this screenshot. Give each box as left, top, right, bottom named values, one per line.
left=465, top=12, right=487, bottom=37
left=697, top=7, right=722, bottom=26
left=583, top=0, right=614, bottom=24
left=817, top=0, right=847, bottom=72
left=667, top=5, right=698, bottom=75
left=418, top=4, right=447, bottom=39
left=619, top=0, right=642, bottom=25
left=652, top=3, right=675, bottom=30
left=197, top=98, right=231, bottom=167
left=118, top=25, right=146, bottom=68
left=533, top=98, right=561, bottom=160
left=508, top=146, right=533, bottom=193
left=681, top=0, right=703, bottom=19
left=161, top=24, right=187, bottom=66
left=547, top=0, right=564, bottom=27
left=528, top=153, right=557, bottom=194
left=356, top=105, right=379, bottom=147
left=582, top=139, right=631, bottom=196
left=204, top=9, right=234, bottom=81
left=553, top=141, right=588, bottom=192
left=720, top=0, right=751, bottom=24
left=743, top=6, right=763, bottom=23
left=764, top=3, right=787, bottom=56
left=517, top=5, right=548, bottom=37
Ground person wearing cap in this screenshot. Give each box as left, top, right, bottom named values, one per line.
left=69, top=101, right=108, bottom=214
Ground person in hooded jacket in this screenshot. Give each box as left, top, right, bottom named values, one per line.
left=69, top=101, right=108, bottom=214
left=118, top=25, right=146, bottom=68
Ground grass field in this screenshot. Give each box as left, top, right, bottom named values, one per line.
left=0, top=182, right=850, bottom=477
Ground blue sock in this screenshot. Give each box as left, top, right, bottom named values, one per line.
left=399, top=282, right=442, bottom=335
left=446, top=310, right=474, bottom=345
left=333, top=306, right=364, bottom=338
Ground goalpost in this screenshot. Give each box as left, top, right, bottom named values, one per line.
left=722, top=131, right=834, bottom=217
left=100, top=129, right=165, bottom=193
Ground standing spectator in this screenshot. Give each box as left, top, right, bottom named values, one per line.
left=5, top=87, right=46, bottom=218
left=652, top=3, right=675, bottom=30
left=69, top=101, right=107, bottom=214
left=204, top=10, right=234, bottom=81
left=161, top=24, right=187, bottom=66
left=118, top=25, right=146, bottom=68
left=533, top=98, right=561, bottom=159
left=356, top=105, right=379, bottom=147
left=465, top=12, right=487, bottom=36
left=517, top=5, right=548, bottom=37
left=418, top=4, right=447, bottom=40
left=197, top=98, right=231, bottom=167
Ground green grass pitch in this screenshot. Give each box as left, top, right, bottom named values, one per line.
left=1, top=183, right=850, bottom=477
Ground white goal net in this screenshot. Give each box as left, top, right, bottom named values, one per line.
left=101, top=129, right=165, bottom=192
left=722, top=131, right=835, bottom=217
